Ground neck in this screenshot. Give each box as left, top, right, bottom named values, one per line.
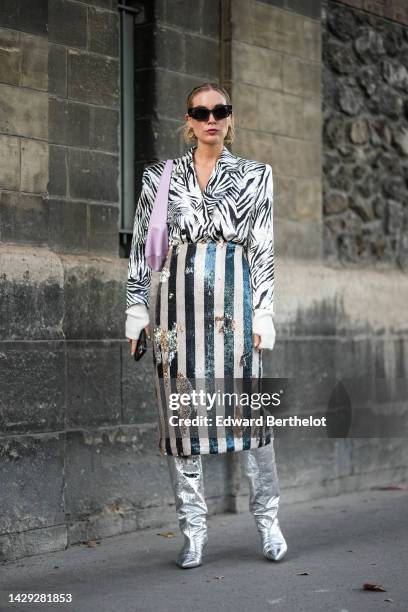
left=193, top=141, right=224, bottom=165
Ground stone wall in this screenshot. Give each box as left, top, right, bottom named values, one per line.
left=323, top=0, right=408, bottom=266
left=224, top=0, right=408, bottom=514
left=0, top=0, right=128, bottom=563
left=1, top=0, right=407, bottom=564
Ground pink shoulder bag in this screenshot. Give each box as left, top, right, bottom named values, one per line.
left=145, top=159, right=174, bottom=271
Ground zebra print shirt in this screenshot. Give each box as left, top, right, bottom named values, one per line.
left=127, top=144, right=275, bottom=312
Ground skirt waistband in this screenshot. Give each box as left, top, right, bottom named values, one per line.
left=169, top=241, right=245, bottom=252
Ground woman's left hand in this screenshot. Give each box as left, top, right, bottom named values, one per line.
left=254, top=333, right=262, bottom=351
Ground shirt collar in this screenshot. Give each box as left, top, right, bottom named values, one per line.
left=187, top=143, right=237, bottom=168
left=176, top=143, right=239, bottom=175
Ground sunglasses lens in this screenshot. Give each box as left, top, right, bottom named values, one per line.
left=189, top=105, right=232, bottom=121
left=212, top=105, right=230, bottom=120
left=191, top=107, right=210, bottom=121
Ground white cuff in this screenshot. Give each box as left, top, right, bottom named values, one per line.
left=253, top=307, right=276, bottom=350
left=125, top=303, right=150, bottom=340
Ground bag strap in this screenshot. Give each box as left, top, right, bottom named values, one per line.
left=149, top=159, right=173, bottom=225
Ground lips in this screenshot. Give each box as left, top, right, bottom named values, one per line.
left=207, top=129, right=218, bottom=134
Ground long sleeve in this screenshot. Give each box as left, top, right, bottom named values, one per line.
left=245, top=163, right=275, bottom=313
left=126, top=168, right=155, bottom=310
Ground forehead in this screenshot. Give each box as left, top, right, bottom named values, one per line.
left=191, top=89, right=227, bottom=106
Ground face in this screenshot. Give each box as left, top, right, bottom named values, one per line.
left=185, top=89, right=232, bottom=146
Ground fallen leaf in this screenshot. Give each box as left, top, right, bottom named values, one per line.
left=363, top=582, right=387, bottom=592
left=384, top=598, right=394, bottom=603
left=157, top=531, right=175, bottom=538
left=297, top=572, right=310, bottom=575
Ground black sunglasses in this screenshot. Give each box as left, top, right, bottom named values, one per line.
left=187, top=104, right=233, bottom=121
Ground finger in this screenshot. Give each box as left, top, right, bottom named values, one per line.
left=253, top=333, right=261, bottom=352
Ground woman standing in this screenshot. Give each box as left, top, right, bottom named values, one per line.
left=125, top=83, right=287, bottom=568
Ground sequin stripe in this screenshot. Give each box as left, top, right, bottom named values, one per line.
left=194, top=243, right=210, bottom=454
left=241, top=248, right=253, bottom=450
left=184, top=243, right=200, bottom=454
left=153, top=259, right=169, bottom=456
left=231, top=245, right=245, bottom=453
left=213, top=242, right=227, bottom=454
left=203, top=242, right=218, bottom=453
left=159, top=250, right=178, bottom=456
left=168, top=247, right=184, bottom=456
left=224, top=243, right=236, bottom=452
left=174, top=242, right=192, bottom=456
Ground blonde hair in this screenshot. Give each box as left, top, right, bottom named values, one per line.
left=180, top=82, right=235, bottom=145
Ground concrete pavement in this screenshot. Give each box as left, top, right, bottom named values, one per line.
left=1, top=488, right=407, bottom=612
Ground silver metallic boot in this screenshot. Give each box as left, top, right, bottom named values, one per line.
left=242, top=441, right=287, bottom=561
left=166, top=454, right=208, bottom=569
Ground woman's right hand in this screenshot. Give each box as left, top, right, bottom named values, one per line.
left=128, top=324, right=151, bottom=356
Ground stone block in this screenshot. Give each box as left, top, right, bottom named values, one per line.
left=0, top=191, right=48, bottom=245
left=0, top=434, right=64, bottom=541
left=274, top=217, right=323, bottom=259
left=283, top=54, right=321, bottom=98
left=88, top=7, right=119, bottom=57
left=0, top=524, right=67, bottom=563
left=154, top=25, right=183, bottom=71
left=48, top=44, right=67, bottom=97
left=48, top=145, right=67, bottom=197
left=48, top=0, right=87, bottom=48
left=303, top=16, right=321, bottom=62
left=201, top=0, right=220, bottom=37
left=62, top=255, right=125, bottom=339
left=49, top=97, right=90, bottom=147
left=89, top=107, right=119, bottom=152
left=303, top=96, right=322, bottom=142
left=258, top=88, right=304, bottom=138
left=0, top=28, right=21, bottom=86
left=64, top=427, right=174, bottom=540
left=236, top=129, right=321, bottom=178
left=0, top=0, right=47, bottom=37
left=121, top=343, right=158, bottom=424
left=232, top=82, right=260, bottom=130
left=165, top=0, right=201, bottom=31
left=232, top=41, right=282, bottom=90
left=0, top=134, right=20, bottom=191
left=66, top=341, right=121, bottom=427
left=48, top=199, right=88, bottom=252
left=21, top=33, right=48, bottom=90
left=155, top=71, right=198, bottom=120
left=88, top=204, right=119, bottom=255
left=230, top=0, right=253, bottom=44
left=67, top=148, right=119, bottom=202
left=0, top=344, right=65, bottom=433
left=0, top=84, right=47, bottom=139
left=185, top=34, right=219, bottom=78
left=0, top=246, right=65, bottom=341
left=253, top=2, right=305, bottom=55
left=21, top=139, right=48, bottom=193
left=67, top=50, right=119, bottom=107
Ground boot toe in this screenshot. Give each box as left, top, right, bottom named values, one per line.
left=263, top=539, right=288, bottom=562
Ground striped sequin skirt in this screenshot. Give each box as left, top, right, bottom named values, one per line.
left=152, top=240, right=272, bottom=457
